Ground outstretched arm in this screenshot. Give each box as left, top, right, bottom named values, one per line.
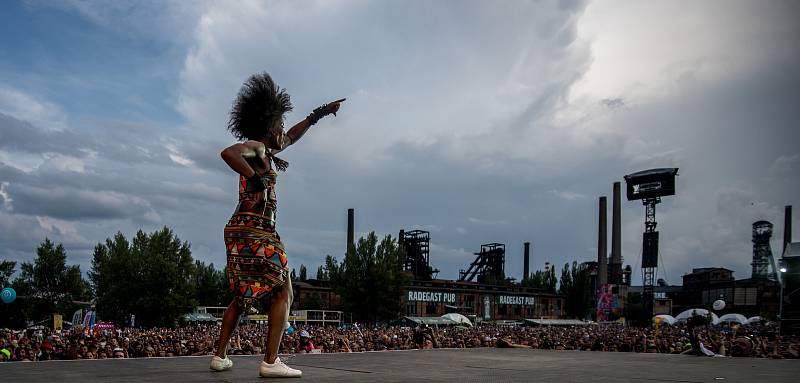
left=285, top=98, right=345, bottom=145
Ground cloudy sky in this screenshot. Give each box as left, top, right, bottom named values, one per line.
left=1, top=0, right=797, bottom=285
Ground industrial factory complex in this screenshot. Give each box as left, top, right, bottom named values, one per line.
left=290, top=169, right=798, bottom=332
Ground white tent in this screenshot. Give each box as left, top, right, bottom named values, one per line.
left=675, top=308, right=720, bottom=325
left=745, top=316, right=763, bottom=325
left=718, top=313, right=748, bottom=324
left=654, top=314, right=676, bottom=325
left=441, top=313, right=473, bottom=327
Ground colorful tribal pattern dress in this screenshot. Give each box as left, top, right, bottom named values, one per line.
left=224, top=168, right=288, bottom=310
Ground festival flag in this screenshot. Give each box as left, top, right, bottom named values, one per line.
left=72, top=309, right=83, bottom=327
left=53, top=314, right=63, bottom=330
left=82, top=309, right=92, bottom=328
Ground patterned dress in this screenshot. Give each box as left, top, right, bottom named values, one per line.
left=224, top=168, right=288, bottom=310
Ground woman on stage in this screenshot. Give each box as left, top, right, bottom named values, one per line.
left=211, top=72, right=342, bottom=378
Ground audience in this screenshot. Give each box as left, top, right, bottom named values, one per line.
left=0, top=321, right=797, bottom=362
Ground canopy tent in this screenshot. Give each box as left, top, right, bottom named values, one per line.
left=745, top=316, right=764, bottom=325
left=654, top=314, right=676, bottom=325
left=394, top=316, right=458, bottom=327
left=441, top=313, right=473, bottom=327
left=674, top=308, right=720, bottom=325
left=183, top=313, right=219, bottom=322
left=522, top=319, right=590, bottom=327
left=718, top=313, right=748, bottom=324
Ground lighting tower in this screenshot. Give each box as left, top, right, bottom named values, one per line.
left=624, top=168, right=678, bottom=322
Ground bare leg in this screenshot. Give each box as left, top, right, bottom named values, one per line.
left=264, top=287, right=289, bottom=364
left=215, top=299, right=243, bottom=358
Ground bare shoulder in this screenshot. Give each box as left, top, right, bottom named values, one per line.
left=242, top=140, right=265, bottom=151
left=222, top=141, right=265, bottom=158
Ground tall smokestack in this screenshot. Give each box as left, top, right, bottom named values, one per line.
left=598, top=196, right=608, bottom=287
left=611, top=181, right=622, bottom=284
left=785, top=205, right=793, bottom=256
left=347, top=208, right=355, bottom=249
left=523, top=242, right=530, bottom=281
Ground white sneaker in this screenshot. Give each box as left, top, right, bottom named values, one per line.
left=210, top=355, right=233, bottom=371
left=259, top=357, right=302, bottom=378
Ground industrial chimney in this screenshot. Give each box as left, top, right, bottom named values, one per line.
left=523, top=242, right=530, bottom=281
left=347, top=208, right=355, bottom=249
left=611, top=182, right=622, bottom=284
left=785, top=205, right=793, bottom=256
left=598, top=196, right=608, bottom=287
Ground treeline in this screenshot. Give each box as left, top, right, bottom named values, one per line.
left=292, top=232, right=410, bottom=323
left=89, top=228, right=231, bottom=327
left=0, top=227, right=231, bottom=329
left=2, top=227, right=597, bottom=328
left=1, top=240, right=91, bottom=328
left=295, top=233, right=595, bottom=321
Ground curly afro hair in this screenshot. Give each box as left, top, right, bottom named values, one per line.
left=228, top=72, right=293, bottom=141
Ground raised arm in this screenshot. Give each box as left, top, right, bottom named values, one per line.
left=284, top=98, right=345, bottom=145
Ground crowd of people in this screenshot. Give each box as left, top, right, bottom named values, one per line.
left=1, top=320, right=798, bottom=362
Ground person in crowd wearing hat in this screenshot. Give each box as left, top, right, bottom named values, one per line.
left=297, top=330, right=316, bottom=353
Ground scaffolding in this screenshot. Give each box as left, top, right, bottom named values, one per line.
left=458, top=243, right=506, bottom=285
left=751, top=221, right=776, bottom=280
left=399, top=229, right=438, bottom=280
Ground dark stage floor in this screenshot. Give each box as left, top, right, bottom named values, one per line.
left=1, top=348, right=797, bottom=382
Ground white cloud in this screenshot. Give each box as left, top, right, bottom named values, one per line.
left=42, top=153, right=88, bottom=173
left=165, top=142, right=196, bottom=167
left=0, top=182, right=12, bottom=211
left=0, top=86, right=67, bottom=131
left=570, top=0, right=798, bottom=104
left=769, top=154, right=799, bottom=177
left=550, top=189, right=586, bottom=201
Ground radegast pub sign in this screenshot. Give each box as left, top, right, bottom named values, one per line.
left=497, top=295, right=535, bottom=306
left=407, top=290, right=457, bottom=304
left=407, top=290, right=535, bottom=306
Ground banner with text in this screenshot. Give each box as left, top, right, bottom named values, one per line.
left=497, top=295, right=535, bottom=306
left=406, top=290, right=457, bottom=304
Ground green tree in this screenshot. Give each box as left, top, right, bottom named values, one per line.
left=329, top=232, right=409, bottom=323
left=299, top=264, right=307, bottom=282
left=1, top=260, right=15, bottom=287
left=12, top=239, right=90, bottom=323
left=192, top=261, right=229, bottom=307
left=91, top=227, right=196, bottom=327
left=90, top=232, right=134, bottom=326
left=521, top=267, right=557, bottom=293
left=315, top=265, right=327, bottom=281
left=323, top=255, right=340, bottom=283
left=0, top=260, right=24, bottom=328
left=558, top=261, right=593, bottom=319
